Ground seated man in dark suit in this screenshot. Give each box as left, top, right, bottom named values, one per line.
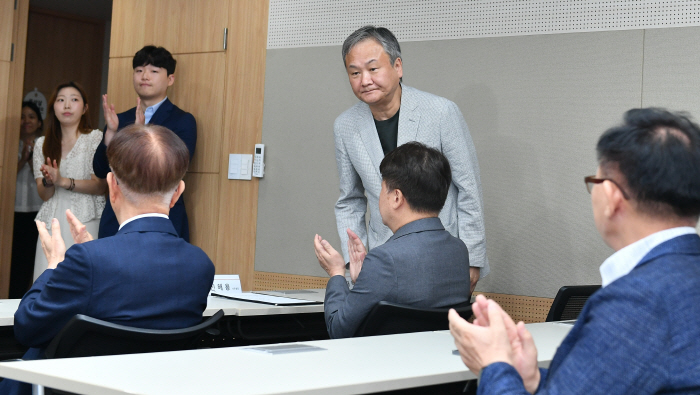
left=314, top=142, right=471, bottom=339
left=95, top=45, right=196, bottom=240
left=2, top=124, right=214, bottom=395
left=449, top=108, right=700, bottom=394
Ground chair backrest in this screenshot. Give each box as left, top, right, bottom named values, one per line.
left=546, top=285, right=601, bottom=322
left=44, top=309, right=224, bottom=359
left=354, top=301, right=473, bottom=337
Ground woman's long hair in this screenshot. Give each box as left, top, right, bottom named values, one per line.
left=43, top=82, right=92, bottom=167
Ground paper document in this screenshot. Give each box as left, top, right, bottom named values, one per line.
left=244, top=344, right=326, bottom=355
left=211, top=292, right=323, bottom=306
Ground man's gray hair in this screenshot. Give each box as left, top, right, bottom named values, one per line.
left=342, top=26, right=402, bottom=66
left=111, top=173, right=174, bottom=207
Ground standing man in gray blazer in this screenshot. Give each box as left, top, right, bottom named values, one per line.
left=316, top=143, right=472, bottom=338
left=334, top=26, right=488, bottom=292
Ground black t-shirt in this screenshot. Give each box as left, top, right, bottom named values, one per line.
left=374, top=108, right=400, bottom=156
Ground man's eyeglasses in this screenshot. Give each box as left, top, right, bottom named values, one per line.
left=584, top=176, right=630, bottom=200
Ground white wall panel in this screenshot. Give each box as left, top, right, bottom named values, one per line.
left=269, top=0, right=700, bottom=48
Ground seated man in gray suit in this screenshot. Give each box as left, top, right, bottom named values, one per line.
left=334, top=26, right=487, bottom=294
left=314, top=142, right=471, bottom=339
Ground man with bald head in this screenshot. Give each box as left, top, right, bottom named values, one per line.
left=3, top=124, right=214, bottom=395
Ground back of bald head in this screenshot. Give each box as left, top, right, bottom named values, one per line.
left=107, top=124, right=189, bottom=198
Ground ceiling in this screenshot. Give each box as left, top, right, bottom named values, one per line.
left=30, top=0, right=113, bottom=20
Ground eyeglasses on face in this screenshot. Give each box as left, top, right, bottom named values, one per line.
left=584, top=176, right=630, bottom=200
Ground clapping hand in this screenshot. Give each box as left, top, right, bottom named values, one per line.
left=41, top=157, right=60, bottom=186
left=66, top=209, right=93, bottom=244
left=102, top=94, right=119, bottom=146
left=36, top=218, right=66, bottom=270
left=313, top=234, right=346, bottom=278
left=347, top=229, right=366, bottom=283
left=450, top=295, right=541, bottom=393
left=135, top=97, right=145, bottom=125
left=20, top=141, right=33, bottom=162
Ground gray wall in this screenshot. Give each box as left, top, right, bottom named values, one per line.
left=255, top=26, right=700, bottom=298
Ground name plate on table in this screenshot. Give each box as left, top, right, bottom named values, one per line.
left=209, top=275, right=242, bottom=296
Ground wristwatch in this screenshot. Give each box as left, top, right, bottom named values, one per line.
left=42, top=177, right=53, bottom=187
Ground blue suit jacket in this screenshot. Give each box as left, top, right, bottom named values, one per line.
left=92, top=99, right=196, bottom=241
left=478, top=234, right=700, bottom=395
left=324, top=217, right=471, bottom=339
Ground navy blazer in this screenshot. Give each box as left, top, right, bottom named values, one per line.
left=92, top=98, right=196, bottom=241
left=478, top=234, right=700, bottom=394
left=14, top=217, right=214, bottom=349
left=2, top=217, right=214, bottom=395
left=324, top=217, right=471, bottom=339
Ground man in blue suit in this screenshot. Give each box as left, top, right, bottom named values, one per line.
left=2, top=124, right=214, bottom=395
left=449, top=108, right=700, bottom=394
left=315, top=142, right=471, bottom=339
left=94, top=45, right=196, bottom=241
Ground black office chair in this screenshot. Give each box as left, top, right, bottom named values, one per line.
left=354, top=301, right=473, bottom=337
left=44, top=309, right=224, bottom=359
left=39, top=310, right=224, bottom=395
left=546, top=285, right=601, bottom=322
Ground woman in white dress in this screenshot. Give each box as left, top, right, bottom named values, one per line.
left=33, top=82, right=106, bottom=279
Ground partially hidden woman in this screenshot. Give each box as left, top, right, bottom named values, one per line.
left=10, top=102, right=44, bottom=298
left=33, top=82, right=106, bottom=279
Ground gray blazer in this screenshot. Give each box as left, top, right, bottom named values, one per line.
left=333, top=85, right=489, bottom=276
left=324, top=217, right=472, bottom=339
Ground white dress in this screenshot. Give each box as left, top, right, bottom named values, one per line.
left=33, top=130, right=105, bottom=280
left=15, top=140, right=43, bottom=212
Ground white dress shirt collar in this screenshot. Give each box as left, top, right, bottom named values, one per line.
left=144, top=97, right=167, bottom=124
left=599, top=226, right=697, bottom=287
left=118, top=213, right=169, bottom=231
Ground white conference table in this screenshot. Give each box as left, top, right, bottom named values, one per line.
left=0, top=299, right=20, bottom=326
left=0, top=322, right=573, bottom=395
left=0, top=289, right=326, bottom=326
left=204, top=289, right=325, bottom=316
left=0, top=290, right=328, bottom=358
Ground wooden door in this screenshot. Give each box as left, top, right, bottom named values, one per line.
left=0, top=0, right=29, bottom=297
left=110, top=0, right=229, bottom=57
left=108, top=0, right=237, bottom=280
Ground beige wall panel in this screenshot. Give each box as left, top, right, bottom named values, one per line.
left=0, top=0, right=13, bottom=62
left=23, top=9, right=104, bottom=128
left=0, top=0, right=28, bottom=297
left=183, top=173, right=219, bottom=263
left=253, top=271, right=329, bottom=291
left=215, top=0, right=268, bottom=291
left=106, top=53, right=224, bottom=173
left=474, top=292, right=553, bottom=323
left=110, top=0, right=229, bottom=57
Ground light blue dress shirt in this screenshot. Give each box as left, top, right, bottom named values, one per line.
left=143, top=97, right=167, bottom=124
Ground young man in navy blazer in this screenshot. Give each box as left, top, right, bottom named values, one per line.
left=450, top=108, right=700, bottom=394
left=94, top=45, right=196, bottom=241
left=2, top=124, right=214, bottom=395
